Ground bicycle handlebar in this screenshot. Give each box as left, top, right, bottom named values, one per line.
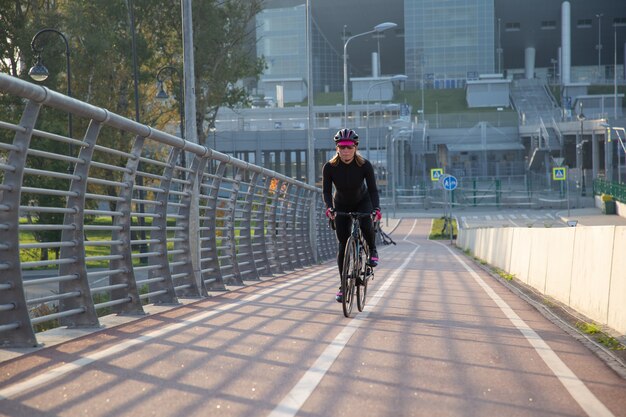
left=328, top=211, right=379, bottom=231
left=333, top=211, right=373, bottom=218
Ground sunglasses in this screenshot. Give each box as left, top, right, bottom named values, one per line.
left=337, top=145, right=355, bottom=150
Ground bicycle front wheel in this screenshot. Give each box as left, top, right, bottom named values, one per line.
left=356, top=245, right=369, bottom=312
left=357, top=268, right=369, bottom=312
left=341, top=237, right=357, bottom=317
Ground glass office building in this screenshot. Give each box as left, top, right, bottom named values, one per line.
left=256, top=4, right=343, bottom=101
left=404, top=0, right=495, bottom=89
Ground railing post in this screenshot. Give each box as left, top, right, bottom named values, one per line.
left=266, top=179, right=283, bottom=274
left=238, top=170, right=260, bottom=281
left=146, top=147, right=180, bottom=305
left=173, top=153, right=206, bottom=297
left=59, top=120, right=102, bottom=326
left=110, top=134, right=146, bottom=315
left=286, top=184, right=303, bottom=269
left=225, top=166, right=243, bottom=285
left=254, top=175, right=273, bottom=276
left=201, top=160, right=226, bottom=291
left=0, top=100, right=41, bottom=347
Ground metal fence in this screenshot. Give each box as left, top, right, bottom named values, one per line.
left=594, top=178, right=626, bottom=203
left=0, top=74, right=336, bottom=348
left=382, top=172, right=597, bottom=211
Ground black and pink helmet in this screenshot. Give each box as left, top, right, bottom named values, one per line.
left=334, top=128, right=359, bottom=146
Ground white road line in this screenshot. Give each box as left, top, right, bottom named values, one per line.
left=436, top=242, right=615, bottom=417
left=0, top=265, right=337, bottom=401
left=403, top=218, right=419, bottom=242
left=268, top=246, right=420, bottom=417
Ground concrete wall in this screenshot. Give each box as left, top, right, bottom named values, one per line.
left=466, top=80, right=511, bottom=108
left=457, top=225, right=626, bottom=335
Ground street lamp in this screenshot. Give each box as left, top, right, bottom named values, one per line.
left=156, top=65, right=186, bottom=172
left=601, top=123, right=626, bottom=184
left=596, top=13, right=603, bottom=80
left=343, top=22, right=397, bottom=127
left=365, top=74, right=407, bottom=160
left=577, top=102, right=586, bottom=196
left=550, top=58, right=558, bottom=84
left=29, top=28, right=72, bottom=143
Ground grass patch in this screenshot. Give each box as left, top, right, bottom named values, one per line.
left=429, top=217, right=457, bottom=240
left=576, top=321, right=626, bottom=351
left=493, top=267, right=515, bottom=281
left=576, top=321, right=602, bottom=335
left=597, top=335, right=626, bottom=351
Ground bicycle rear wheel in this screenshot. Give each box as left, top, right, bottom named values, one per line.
left=341, top=237, right=357, bottom=317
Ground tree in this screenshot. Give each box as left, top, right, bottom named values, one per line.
left=190, top=0, right=265, bottom=146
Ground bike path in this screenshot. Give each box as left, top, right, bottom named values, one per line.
left=1, top=219, right=625, bottom=417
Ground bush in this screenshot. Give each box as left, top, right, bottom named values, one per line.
left=601, top=194, right=614, bottom=202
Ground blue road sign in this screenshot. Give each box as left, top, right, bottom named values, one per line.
left=442, top=175, right=458, bottom=191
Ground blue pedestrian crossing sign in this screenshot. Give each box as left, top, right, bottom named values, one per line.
left=552, top=167, right=567, bottom=181
left=431, top=168, right=444, bottom=181
left=442, top=175, right=458, bottom=190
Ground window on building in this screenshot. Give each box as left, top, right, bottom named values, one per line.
left=577, top=19, right=592, bottom=28
left=614, top=17, right=626, bottom=27
left=541, top=20, right=556, bottom=30
left=505, top=22, right=520, bottom=32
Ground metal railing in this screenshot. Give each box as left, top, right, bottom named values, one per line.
left=594, top=179, right=626, bottom=203
left=0, top=74, right=336, bottom=347
left=381, top=174, right=595, bottom=211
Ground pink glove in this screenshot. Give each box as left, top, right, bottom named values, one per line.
left=325, top=207, right=336, bottom=219
left=373, top=208, right=382, bottom=222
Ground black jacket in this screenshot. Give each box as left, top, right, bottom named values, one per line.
left=322, top=157, right=380, bottom=211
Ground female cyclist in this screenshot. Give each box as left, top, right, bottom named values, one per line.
left=323, top=128, right=382, bottom=302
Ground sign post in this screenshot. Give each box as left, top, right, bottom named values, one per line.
left=552, top=166, right=568, bottom=216
left=441, top=174, right=458, bottom=243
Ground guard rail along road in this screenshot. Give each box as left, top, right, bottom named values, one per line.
left=0, top=73, right=335, bottom=348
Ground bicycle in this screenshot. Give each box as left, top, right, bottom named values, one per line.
left=331, top=211, right=376, bottom=317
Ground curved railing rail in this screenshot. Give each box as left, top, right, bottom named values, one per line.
left=0, top=74, right=336, bottom=347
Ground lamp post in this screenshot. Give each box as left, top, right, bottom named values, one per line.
left=596, top=13, right=603, bottom=80
left=601, top=123, right=626, bottom=184
left=550, top=58, right=558, bottom=84
left=496, top=18, right=503, bottom=74
left=577, top=102, right=586, bottom=196
left=29, top=28, right=72, bottom=143
left=156, top=65, right=186, bottom=171
left=613, top=127, right=626, bottom=184
left=343, top=22, right=397, bottom=127
left=614, top=26, right=618, bottom=120
left=365, top=74, right=407, bottom=160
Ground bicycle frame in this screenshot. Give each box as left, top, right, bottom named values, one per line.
left=332, top=212, right=374, bottom=317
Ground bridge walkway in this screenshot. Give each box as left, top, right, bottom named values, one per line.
left=1, top=218, right=625, bottom=417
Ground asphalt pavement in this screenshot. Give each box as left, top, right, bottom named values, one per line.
left=1, top=218, right=625, bottom=417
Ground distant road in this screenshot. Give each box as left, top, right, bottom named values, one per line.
left=457, top=209, right=566, bottom=229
